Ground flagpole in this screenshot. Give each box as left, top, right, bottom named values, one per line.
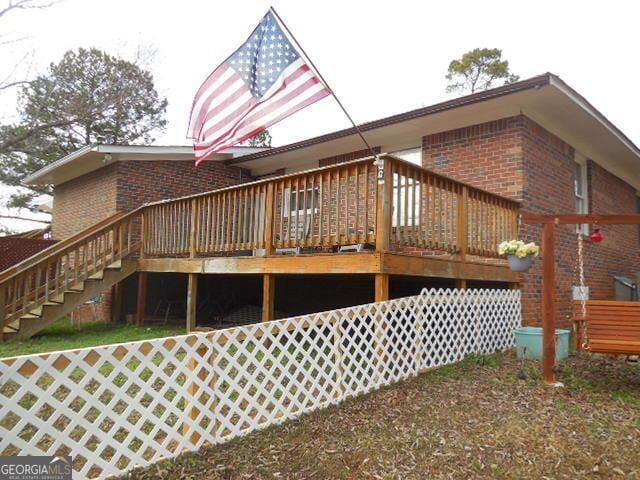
left=269, top=6, right=378, bottom=159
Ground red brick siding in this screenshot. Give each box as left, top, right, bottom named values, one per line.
left=519, top=117, right=577, bottom=326
left=115, top=160, right=253, bottom=211
left=51, top=163, right=118, bottom=240
left=583, top=162, right=640, bottom=300
left=422, top=117, right=524, bottom=200
left=0, top=237, right=57, bottom=272
left=421, top=115, right=640, bottom=327
left=51, top=159, right=253, bottom=322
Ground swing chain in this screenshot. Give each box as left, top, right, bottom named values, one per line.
left=576, top=233, right=589, bottom=350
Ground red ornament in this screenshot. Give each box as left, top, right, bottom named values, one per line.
left=589, top=228, right=603, bottom=243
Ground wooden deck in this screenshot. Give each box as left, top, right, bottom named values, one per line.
left=140, top=155, right=519, bottom=262
left=1, top=154, right=520, bottom=338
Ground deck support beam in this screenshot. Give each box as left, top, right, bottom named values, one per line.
left=136, top=272, right=147, bottom=327
left=455, top=279, right=467, bottom=289
left=375, top=274, right=389, bottom=302
left=186, top=273, right=198, bottom=332
left=262, top=273, right=276, bottom=322
left=111, top=282, right=123, bottom=323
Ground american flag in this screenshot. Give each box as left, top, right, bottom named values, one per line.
left=187, top=10, right=331, bottom=165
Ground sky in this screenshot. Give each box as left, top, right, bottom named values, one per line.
left=1, top=0, right=639, bottom=232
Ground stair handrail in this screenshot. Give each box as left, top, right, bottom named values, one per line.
left=0, top=209, right=142, bottom=284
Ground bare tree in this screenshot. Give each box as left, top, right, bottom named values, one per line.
left=0, top=0, right=59, bottom=92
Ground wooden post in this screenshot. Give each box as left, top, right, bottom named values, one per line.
left=455, top=279, right=467, bottom=289
left=189, top=199, right=199, bottom=258
left=262, top=273, right=275, bottom=322
left=374, top=273, right=390, bottom=382
left=375, top=273, right=389, bottom=302
left=117, top=222, right=125, bottom=260
left=111, top=282, right=123, bottom=323
left=186, top=273, right=198, bottom=332
left=136, top=272, right=147, bottom=327
left=264, top=183, right=275, bottom=256
left=457, top=185, right=468, bottom=261
left=375, top=158, right=393, bottom=252
left=139, top=211, right=145, bottom=259
left=542, top=221, right=556, bottom=384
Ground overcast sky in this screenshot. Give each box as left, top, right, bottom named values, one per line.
left=1, top=0, right=639, bottom=231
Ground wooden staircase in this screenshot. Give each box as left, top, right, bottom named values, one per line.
left=1, top=210, right=142, bottom=340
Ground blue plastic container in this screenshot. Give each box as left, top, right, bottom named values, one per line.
left=514, top=326, right=570, bottom=362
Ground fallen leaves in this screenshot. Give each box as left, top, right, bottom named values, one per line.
left=127, top=352, right=640, bottom=479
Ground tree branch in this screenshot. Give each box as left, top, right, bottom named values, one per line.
left=0, top=79, right=30, bottom=91
left=0, top=118, right=76, bottom=153
left=0, top=0, right=58, bottom=20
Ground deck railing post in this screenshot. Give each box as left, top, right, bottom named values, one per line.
left=264, top=183, right=275, bottom=255
left=457, top=185, right=468, bottom=261
left=189, top=199, right=198, bottom=258
left=139, top=210, right=146, bottom=259
left=375, top=157, right=393, bottom=252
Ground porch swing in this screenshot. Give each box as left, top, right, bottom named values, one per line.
left=573, top=230, right=640, bottom=356
left=522, top=213, right=640, bottom=384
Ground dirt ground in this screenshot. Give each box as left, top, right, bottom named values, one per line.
left=128, top=352, right=640, bottom=480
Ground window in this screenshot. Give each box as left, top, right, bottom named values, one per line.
left=283, top=186, right=319, bottom=218
left=390, top=147, right=422, bottom=227
left=392, top=173, right=421, bottom=228
left=575, top=153, right=589, bottom=235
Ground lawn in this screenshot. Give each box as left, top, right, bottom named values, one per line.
left=0, top=319, right=184, bottom=358
left=127, top=352, right=640, bottom=480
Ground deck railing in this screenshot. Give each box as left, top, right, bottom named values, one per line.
left=141, top=155, right=519, bottom=259
left=0, top=212, right=139, bottom=335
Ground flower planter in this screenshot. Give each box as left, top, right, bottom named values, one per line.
left=507, top=253, right=533, bottom=272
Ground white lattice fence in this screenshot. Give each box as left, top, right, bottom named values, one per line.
left=0, top=288, right=520, bottom=479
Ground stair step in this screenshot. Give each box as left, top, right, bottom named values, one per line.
left=66, top=282, right=85, bottom=292
left=106, top=260, right=122, bottom=270
left=5, top=320, right=20, bottom=331
left=2, top=328, right=18, bottom=338
left=6, top=258, right=136, bottom=340
left=26, top=305, right=44, bottom=317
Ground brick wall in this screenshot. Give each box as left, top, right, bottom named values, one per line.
left=519, top=117, right=577, bottom=326
left=422, top=117, right=525, bottom=200
left=115, top=160, right=252, bottom=211
left=421, top=115, right=640, bottom=327
left=51, top=163, right=118, bottom=240
left=583, top=162, right=640, bottom=299
left=50, top=158, right=253, bottom=323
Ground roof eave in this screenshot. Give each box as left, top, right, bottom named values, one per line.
left=23, top=144, right=97, bottom=185
left=227, top=73, right=553, bottom=166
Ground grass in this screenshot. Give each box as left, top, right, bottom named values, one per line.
left=0, top=318, right=184, bottom=358
left=127, top=351, right=640, bottom=480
